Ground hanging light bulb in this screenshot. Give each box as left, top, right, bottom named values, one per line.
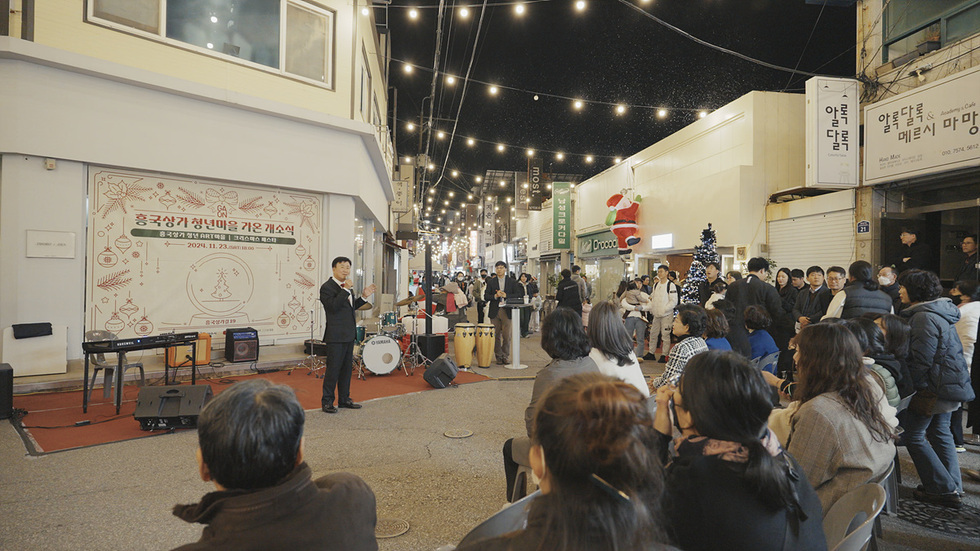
left=573, top=99, right=584, bottom=110
left=499, top=180, right=506, bottom=187
left=406, top=122, right=415, bottom=131
left=514, top=3, right=525, bottom=15
left=451, top=170, right=458, bottom=177
left=496, top=144, right=505, bottom=152
left=489, top=85, right=499, bottom=95
left=446, top=75, right=456, bottom=85
left=459, top=7, right=469, bottom=18
left=437, top=131, right=445, bottom=139
left=585, top=155, right=594, bottom=163
left=467, top=138, right=475, bottom=146
left=657, top=108, right=668, bottom=118
left=448, top=191, right=455, bottom=197
left=526, top=149, right=534, bottom=157
left=404, top=64, right=413, bottom=73
left=361, top=7, right=370, bottom=16
left=614, top=157, right=622, bottom=164
left=556, top=152, right=564, bottom=160
left=699, top=110, right=708, bottom=118
left=409, top=8, right=419, bottom=19
left=575, top=1, right=586, bottom=12
left=476, top=176, right=483, bottom=183
left=616, top=104, right=626, bottom=115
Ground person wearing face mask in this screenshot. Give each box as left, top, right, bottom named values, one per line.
left=877, top=266, right=903, bottom=314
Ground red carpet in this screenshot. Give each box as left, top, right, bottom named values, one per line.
left=11, top=368, right=489, bottom=455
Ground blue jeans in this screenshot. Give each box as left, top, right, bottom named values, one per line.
left=904, top=410, right=963, bottom=495
left=624, top=316, right=646, bottom=358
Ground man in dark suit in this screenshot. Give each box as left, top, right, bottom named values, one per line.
left=319, top=256, right=375, bottom=413
left=724, top=257, right=782, bottom=358
left=484, top=260, right=522, bottom=365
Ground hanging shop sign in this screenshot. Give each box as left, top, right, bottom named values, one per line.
left=577, top=230, right=619, bottom=258
left=481, top=195, right=496, bottom=251
left=805, top=76, right=859, bottom=188
left=528, top=158, right=543, bottom=211
left=864, top=64, right=980, bottom=186
left=552, top=182, right=571, bottom=249
left=515, top=173, right=529, bottom=218
left=392, top=175, right=412, bottom=213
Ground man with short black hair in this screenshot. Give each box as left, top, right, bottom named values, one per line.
left=698, top=261, right=722, bottom=306
left=319, top=256, right=375, bottom=413
left=571, top=265, right=588, bottom=303
left=957, top=234, right=978, bottom=282
left=485, top=260, right=522, bottom=365
left=878, top=266, right=903, bottom=313
left=791, top=269, right=806, bottom=290
left=724, top=257, right=782, bottom=358
left=648, top=265, right=680, bottom=362
left=172, top=379, right=378, bottom=550
left=793, top=266, right=829, bottom=331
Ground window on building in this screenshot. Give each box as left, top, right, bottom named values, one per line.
left=883, top=0, right=980, bottom=62
left=89, top=0, right=334, bottom=87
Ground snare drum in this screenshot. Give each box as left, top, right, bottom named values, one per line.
left=361, top=335, right=401, bottom=375
left=381, top=323, right=405, bottom=340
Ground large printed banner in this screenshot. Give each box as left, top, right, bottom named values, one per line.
left=86, top=168, right=322, bottom=340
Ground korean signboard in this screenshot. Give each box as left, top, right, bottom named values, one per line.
left=86, top=167, right=321, bottom=340
left=577, top=230, right=618, bottom=258
left=805, top=77, right=859, bottom=188
left=865, top=64, right=980, bottom=186
left=552, top=182, right=571, bottom=249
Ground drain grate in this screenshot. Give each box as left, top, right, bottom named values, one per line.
left=896, top=498, right=980, bottom=539
left=375, top=518, right=410, bottom=539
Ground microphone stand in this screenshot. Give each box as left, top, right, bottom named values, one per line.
left=297, top=309, right=324, bottom=378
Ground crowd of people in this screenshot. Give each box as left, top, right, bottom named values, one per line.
left=172, top=240, right=978, bottom=550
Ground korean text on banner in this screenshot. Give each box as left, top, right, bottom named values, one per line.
left=552, top=182, right=571, bottom=249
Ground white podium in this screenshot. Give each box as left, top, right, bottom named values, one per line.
left=502, top=304, right=533, bottom=370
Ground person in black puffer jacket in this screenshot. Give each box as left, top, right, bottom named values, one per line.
left=898, top=270, right=975, bottom=509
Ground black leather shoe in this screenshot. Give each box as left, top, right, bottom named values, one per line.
left=322, top=405, right=338, bottom=413
left=338, top=401, right=362, bottom=409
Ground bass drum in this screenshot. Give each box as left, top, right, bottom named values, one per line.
left=361, top=335, right=401, bottom=375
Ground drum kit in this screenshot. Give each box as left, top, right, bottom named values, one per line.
left=351, top=291, right=435, bottom=380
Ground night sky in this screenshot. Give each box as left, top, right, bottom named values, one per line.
left=386, top=0, right=857, bottom=228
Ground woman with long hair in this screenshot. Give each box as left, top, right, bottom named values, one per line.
left=654, top=351, right=825, bottom=550
left=587, top=300, right=649, bottom=396
left=501, top=307, right=598, bottom=502
left=772, top=267, right=798, bottom=352
left=786, top=323, right=897, bottom=513
left=898, top=269, right=974, bottom=507
left=461, top=373, right=669, bottom=551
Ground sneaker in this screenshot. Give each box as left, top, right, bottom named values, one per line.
left=955, top=445, right=966, bottom=453
left=643, top=353, right=658, bottom=361
left=658, top=356, right=668, bottom=364
left=913, top=487, right=962, bottom=508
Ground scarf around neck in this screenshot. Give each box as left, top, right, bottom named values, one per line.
left=673, top=428, right=783, bottom=463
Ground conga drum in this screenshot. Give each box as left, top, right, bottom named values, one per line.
left=476, top=323, right=495, bottom=368
left=454, top=323, right=476, bottom=368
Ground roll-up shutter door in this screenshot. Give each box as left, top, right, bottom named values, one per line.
left=768, top=210, right=855, bottom=271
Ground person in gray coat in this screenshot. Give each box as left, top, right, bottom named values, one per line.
left=899, top=269, right=975, bottom=508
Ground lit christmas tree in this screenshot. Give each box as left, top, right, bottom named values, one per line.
left=681, top=224, right=720, bottom=305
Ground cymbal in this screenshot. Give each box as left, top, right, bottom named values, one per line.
left=396, top=293, right=425, bottom=307
left=357, top=302, right=373, bottom=311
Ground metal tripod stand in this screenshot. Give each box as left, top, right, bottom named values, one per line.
left=294, top=309, right=325, bottom=378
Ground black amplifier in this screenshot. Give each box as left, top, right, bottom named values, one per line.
left=225, top=328, right=259, bottom=363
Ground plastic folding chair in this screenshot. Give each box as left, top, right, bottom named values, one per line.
left=457, top=491, right=540, bottom=548
left=84, top=330, right=145, bottom=401
left=823, top=483, right=886, bottom=551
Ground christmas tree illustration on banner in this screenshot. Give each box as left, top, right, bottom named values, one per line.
left=681, top=224, right=720, bottom=305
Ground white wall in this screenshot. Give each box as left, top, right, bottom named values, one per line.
left=0, top=41, right=392, bottom=227
left=0, top=155, right=87, bottom=358
left=574, top=91, right=805, bottom=258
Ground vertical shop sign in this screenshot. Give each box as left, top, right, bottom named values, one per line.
left=528, top=158, right=543, bottom=211
left=481, top=195, right=496, bottom=252
left=515, top=173, right=529, bottom=218
left=805, top=76, right=859, bottom=188
left=552, top=182, right=571, bottom=249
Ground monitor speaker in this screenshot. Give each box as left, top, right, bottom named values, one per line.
left=133, top=385, right=213, bottom=431
left=416, top=333, right=445, bottom=363
left=0, top=363, right=12, bottom=420
left=225, top=328, right=259, bottom=363
left=423, top=354, right=458, bottom=389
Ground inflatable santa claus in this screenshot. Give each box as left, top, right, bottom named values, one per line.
left=605, top=193, right=642, bottom=255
